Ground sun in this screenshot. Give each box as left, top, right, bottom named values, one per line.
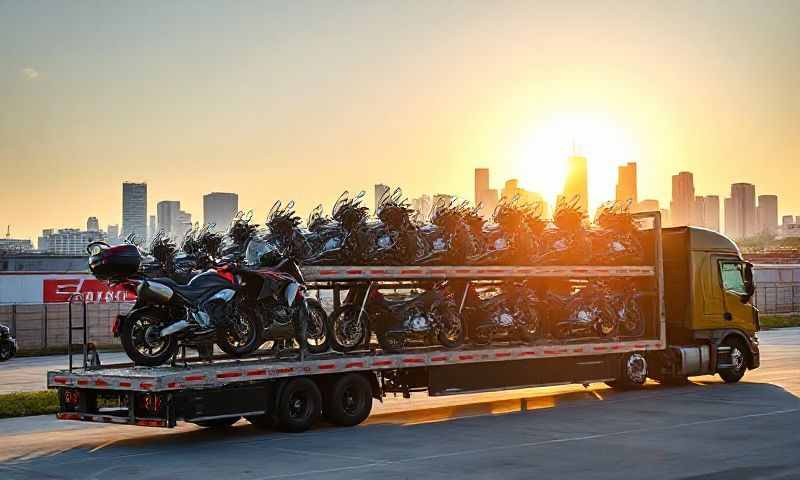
left=512, top=112, right=639, bottom=215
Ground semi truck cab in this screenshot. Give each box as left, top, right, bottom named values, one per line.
left=659, top=226, right=759, bottom=383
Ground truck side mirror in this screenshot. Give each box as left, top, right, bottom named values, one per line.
left=742, top=262, right=755, bottom=302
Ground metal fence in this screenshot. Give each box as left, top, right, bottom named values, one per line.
left=753, top=283, right=800, bottom=315
left=0, top=302, right=133, bottom=352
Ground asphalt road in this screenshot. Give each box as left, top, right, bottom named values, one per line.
left=0, top=328, right=798, bottom=480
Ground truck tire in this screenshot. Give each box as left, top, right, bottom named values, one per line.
left=194, top=416, right=240, bottom=428
left=606, top=352, right=648, bottom=389
left=275, top=377, right=322, bottom=433
left=718, top=337, right=747, bottom=384
left=323, top=374, right=373, bottom=427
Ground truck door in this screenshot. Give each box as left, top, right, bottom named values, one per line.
left=717, top=257, right=756, bottom=332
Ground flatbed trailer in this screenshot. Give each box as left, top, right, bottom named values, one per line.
left=48, top=257, right=667, bottom=431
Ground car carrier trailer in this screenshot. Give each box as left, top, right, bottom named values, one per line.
left=47, top=214, right=760, bottom=433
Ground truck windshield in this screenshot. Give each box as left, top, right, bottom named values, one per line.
left=720, top=262, right=747, bottom=296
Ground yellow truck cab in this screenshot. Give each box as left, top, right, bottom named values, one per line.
left=658, top=226, right=760, bottom=383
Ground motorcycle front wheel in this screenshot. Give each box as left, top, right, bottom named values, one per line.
left=330, top=304, right=368, bottom=353
left=303, top=298, right=330, bottom=354
left=120, top=311, right=178, bottom=366
left=217, top=306, right=263, bottom=356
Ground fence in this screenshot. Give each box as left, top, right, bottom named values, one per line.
left=753, top=283, right=800, bottom=315
left=0, top=302, right=133, bottom=352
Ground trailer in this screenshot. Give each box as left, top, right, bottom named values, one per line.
left=46, top=213, right=760, bottom=432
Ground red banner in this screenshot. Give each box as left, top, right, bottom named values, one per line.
left=42, top=278, right=136, bottom=304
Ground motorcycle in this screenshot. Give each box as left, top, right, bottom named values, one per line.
left=243, top=241, right=330, bottom=355
left=369, top=190, right=419, bottom=265
left=0, top=323, right=16, bottom=362
left=305, top=191, right=371, bottom=265
left=328, top=282, right=464, bottom=353
left=539, top=196, right=592, bottom=265
left=454, top=280, right=542, bottom=345
left=551, top=282, right=619, bottom=339
left=417, top=199, right=481, bottom=265
left=472, top=197, right=537, bottom=266
left=606, top=279, right=645, bottom=336
left=589, top=201, right=645, bottom=265
left=88, top=241, right=263, bottom=366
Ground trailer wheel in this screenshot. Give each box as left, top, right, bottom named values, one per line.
left=323, top=374, right=373, bottom=427
left=606, top=352, right=648, bottom=389
left=194, top=416, right=240, bottom=428
left=718, top=337, right=747, bottom=384
left=275, top=378, right=321, bottom=433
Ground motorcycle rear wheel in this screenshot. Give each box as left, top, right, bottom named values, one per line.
left=120, top=311, right=178, bottom=367
left=303, top=299, right=330, bottom=354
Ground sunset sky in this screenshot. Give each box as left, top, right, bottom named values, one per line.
left=1, top=1, right=799, bottom=242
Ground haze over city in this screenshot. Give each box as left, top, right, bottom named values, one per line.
left=1, top=1, right=799, bottom=243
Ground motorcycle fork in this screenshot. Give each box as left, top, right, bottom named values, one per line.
left=357, top=282, right=376, bottom=352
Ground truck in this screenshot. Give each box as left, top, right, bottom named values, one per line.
left=47, top=216, right=760, bottom=433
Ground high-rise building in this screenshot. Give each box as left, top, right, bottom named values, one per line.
left=669, top=172, right=694, bottom=227
left=148, top=215, right=156, bottom=240
left=0, top=236, right=33, bottom=253
left=374, top=184, right=390, bottom=212
left=756, top=194, right=778, bottom=235
left=203, top=192, right=238, bottom=231
left=474, top=168, right=498, bottom=218
left=692, top=196, right=705, bottom=226
left=107, top=224, right=120, bottom=243
left=615, top=162, right=637, bottom=207
left=782, top=215, right=794, bottom=226
left=122, top=182, right=147, bottom=242
left=175, top=210, right=193, bottom=240
left=725, top=183, right=757, bottom=239
left=38, top=228, right=106, bottom=255
left=157, top=200, right=181, bottom=235
left=703, top=195, right=720, bottom=232
left=86, top=217, right=99, bottom=232
left=562, top=155, right=588, bottom=215
left=636, top=199, right=659, bottom=213
left=411, top=194, right=432, bottom=219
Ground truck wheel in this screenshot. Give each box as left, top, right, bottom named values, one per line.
left=323, top=374, right=373, bottom=427
left=275, top=378, right=321, bottom=433
left=718, top=338, right=747, bottom=384
left=194, top=416, right=240, bottom=428
left=606, top=352, right=648, bottom=389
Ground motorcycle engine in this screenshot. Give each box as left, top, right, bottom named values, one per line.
left=406, top=308, right=430, bottom=332
left=269, top=304, right=294, bottom=325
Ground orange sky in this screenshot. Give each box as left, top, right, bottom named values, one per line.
left=1, top=2, right=798, bottom=242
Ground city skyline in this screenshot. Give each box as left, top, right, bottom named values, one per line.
left=2, top=2, right=799, bottom=243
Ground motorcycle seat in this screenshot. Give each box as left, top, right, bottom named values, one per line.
left=151, top=270, right=233, bottom=303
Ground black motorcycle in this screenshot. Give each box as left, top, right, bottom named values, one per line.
left=0, top=323, right=16, bottom=362
left=329, top=282, right=464, bottom=353
left=305, top=191, right=371, bottom=265
left=454, top=281, right=542, bottom=345
left=589, top=201, right=645, bottom=265
left=539, top=197, right=592, bottom=266
left=551, top=282, right=618, bottom=339
left=417, top=199, right=480, bottom=265
left=88, top=241, right=263, bottom=366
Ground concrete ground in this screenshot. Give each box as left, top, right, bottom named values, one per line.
left=0, top=328, right=797, bottom=479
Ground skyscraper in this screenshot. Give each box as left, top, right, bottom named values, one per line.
left=669, top=172, right=694, bottom=227
left=474, top=168, right=498, bottom=218
left=562, top=155, right=588, bottom=215
left=86, top=217, right=99, bottom=232
left=756, top=194, right=778, bottom=235
left=374, top=184, right=390, bottom=212
left=148, top=215, right=156, bottom=240
left=692, top=196, right=705, bottom=226
left=615, top=162, right=637, bottom=207
left=157, top=200, right=181, bottom=235
left=703, top=195, right=720, bottom=232
left=411, top=194, right=432, bottom=219
left=122, top=182, right=147, bottom=242
left=203, top=192, right=238, bottom=231
left=725, top=183, right=757, bottom=239
left=107, top=224, right=119, bottom=243
left=636, top=199, right=659, bottom=213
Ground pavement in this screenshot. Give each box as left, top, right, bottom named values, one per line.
left=0, top=328, right=797, bottom=479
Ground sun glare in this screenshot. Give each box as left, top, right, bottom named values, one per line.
left=513, top=112, right=639, bottom=213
